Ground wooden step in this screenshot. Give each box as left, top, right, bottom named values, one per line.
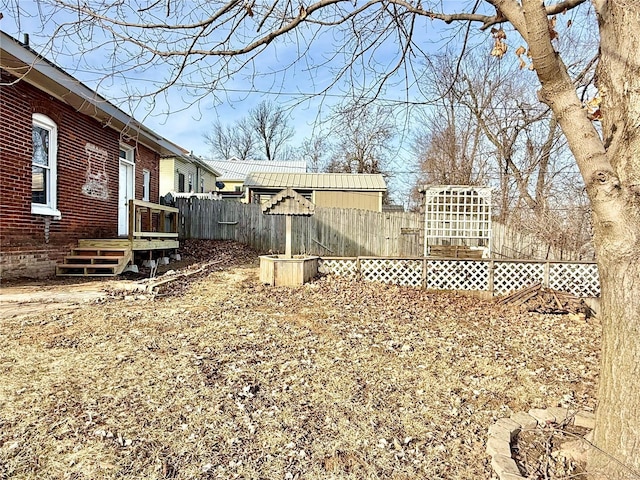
left=64, top=255, right=122, bottom=263
left=56, top=265, right=118, bottom=276
left=71, top=248, right=129, bottom=256
left=57, top=245, right=132, bottom=277
left=78, top=239, right=132, bottom=248
left=57, top=263, right=119, bottom=270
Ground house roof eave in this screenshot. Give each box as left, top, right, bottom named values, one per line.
left=1, top=31, right=186, bottom=158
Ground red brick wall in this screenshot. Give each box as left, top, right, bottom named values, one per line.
left=0, top=69, right=160, bottom=279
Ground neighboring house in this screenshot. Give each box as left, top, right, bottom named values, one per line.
left=0, top=32, right=188, bottom=279
left=205, top=157, right=307, bottom=200
left=244, top=173, right=387, bottom=212
left=160, top=154, right=220, bottom=197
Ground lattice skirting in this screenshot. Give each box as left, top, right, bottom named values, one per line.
left=493, top=261, right=545, bottom=295
left=319, top=258, right=359, bottom=279
left=360, top=258, right=422, bottom=287
left=549, top=263, right=600, bottom=297
left=319, top=258, right=600, bottom=297
left=426, top=260, right=489, bottom=291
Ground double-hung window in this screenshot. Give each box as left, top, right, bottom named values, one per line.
left=31, top=113, right=61, bottom=218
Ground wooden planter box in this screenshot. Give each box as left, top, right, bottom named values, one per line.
left=259, top=255, right=319, bottom=286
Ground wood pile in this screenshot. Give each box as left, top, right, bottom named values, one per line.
left=498, top=283, right=591, bottom=316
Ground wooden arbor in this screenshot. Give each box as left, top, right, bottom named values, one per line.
left=261, top=187, right=315, bottom=258
left=260, top=188, right=318, bottom=286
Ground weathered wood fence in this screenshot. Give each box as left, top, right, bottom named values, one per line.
left=177, top=199, right=424, bottom=257
left=177, top=198, right=600, bottom=296
left=177, top=198, right=591, bottom=260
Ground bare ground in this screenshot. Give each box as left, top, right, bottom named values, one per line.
left=0, top=241, right=600, bottom=479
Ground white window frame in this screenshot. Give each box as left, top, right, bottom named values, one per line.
left=142, top=169, right=151, bottom=201
left=119, top=144, right=135, bottom=164
left=31, top=113, right=61, bottom=218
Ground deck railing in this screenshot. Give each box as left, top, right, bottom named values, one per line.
left=128, top=199, right=179, bottom=242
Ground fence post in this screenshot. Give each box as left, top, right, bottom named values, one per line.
left=488, top=259, right=495, bottom=296
left=422, top=256, right=428, bottom=289
left=544, top=261, right=550, bottom=288
left=356, top=256, right=362, bottom=281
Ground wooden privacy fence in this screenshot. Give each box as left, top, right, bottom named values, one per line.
left=177, top=198, right=590, bottom=261
left=177, top=198, right=424, bottom=257
left=319, top=257, right=601, bottom=297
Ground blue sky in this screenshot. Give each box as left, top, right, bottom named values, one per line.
left=3, top=2, right=351, bottom=156
left=4, top=2, right=406, bottom=153
left=2, top=0, right=537, bottom=205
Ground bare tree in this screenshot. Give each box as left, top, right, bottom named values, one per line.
left=327, top=103, right=395, bottom=175
left=299, top=135, right=330, bottom=173
left=10, top=0, right=640, bottom=475
left=235, top=118, right=259, bottom=161
left=204, top=119, right=257, bottom=160
left=412, top=50, right=591, bottom=257
left=204, top=101, right=294, bottom=161
left=411, top=54, right=489, bottom=186
left=249, top=100, right=295, bottom=161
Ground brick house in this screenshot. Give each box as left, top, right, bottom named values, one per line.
left=1, top=32, right=187, bottom=279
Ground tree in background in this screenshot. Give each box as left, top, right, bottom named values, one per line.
left=11, top=0, right=640, bottom=475
left=250, top=101, right=295, bottom=161
left=326, top=103, right=395, bottom=175
left=411, top=54, right=490, bottom=188
left=299, top=135, right=330, bottom=173
left=412, top=50, right=591, bottom=258
left=204, top=118, right=257, bottom=161
left=204, top=101, right=294, bottom=161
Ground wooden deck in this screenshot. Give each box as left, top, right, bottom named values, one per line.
left=78, top=238, right=180, bottom=251
left=57, top=200, right=180, bottom=277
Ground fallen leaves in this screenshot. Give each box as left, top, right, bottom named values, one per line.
left=0, top=241, right=601, bottom=479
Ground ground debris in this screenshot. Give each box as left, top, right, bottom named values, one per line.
left=497, top=283, right=592, bottom=315
left=0, top=242, right=600, bottom=480
left=178, top=239, right=259, bottom=267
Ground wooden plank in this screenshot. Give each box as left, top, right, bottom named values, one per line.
left=132, top=198, right=179, bottom=213
left=132, top=239, right=179, bottom=250
left=78, top=239, right=132, bottom=248
left=132, top=232, right=179, bottom=238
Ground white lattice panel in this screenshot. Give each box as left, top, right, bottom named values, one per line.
left=425, top=260, right=489, bottom=291
left=319, top=259, right=358, bottom=279
left=494, top=262, right=545, bottom=295
left=423, top=186, right=492, bottom=257
left=361, top=259, right=422, bottom=287
left=319, top=257, right=600, bottom=298
left=549, top=263, right=600, bottom=297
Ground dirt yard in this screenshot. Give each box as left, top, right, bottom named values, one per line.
left=0, top=241, right=600, bottom=479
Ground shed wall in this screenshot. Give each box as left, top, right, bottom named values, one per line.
left=313, top=190, right=382, bottom=212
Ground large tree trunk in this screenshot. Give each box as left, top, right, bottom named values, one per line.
left=519, top=0, right=640, bottom=478
left=587, top=1, right=640, bottom=477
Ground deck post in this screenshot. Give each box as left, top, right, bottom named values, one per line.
left=128, top=200, right=135, bottom=241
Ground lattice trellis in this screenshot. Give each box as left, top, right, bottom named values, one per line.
left=424, top=186, right=492, bottom=254
left=549, top=263, right=600, bottom=297
left=360, top=258, right=423, bottom=286
left=318, top=258, right=359, bottom=279
left=426, top=260, right=489, bottom=291
left=494, top=262, right=545, bottom=295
